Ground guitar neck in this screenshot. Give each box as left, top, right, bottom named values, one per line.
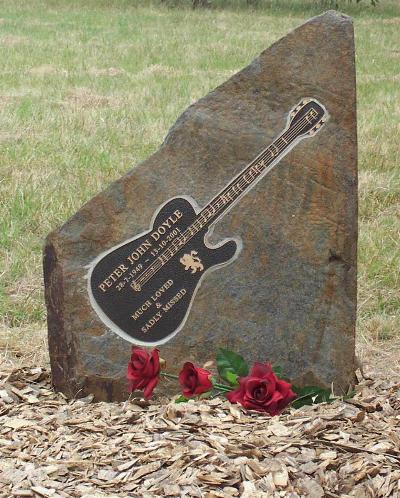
left=194, top=125, right=299, bottom=231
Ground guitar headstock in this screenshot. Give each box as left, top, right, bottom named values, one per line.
left=287, top=98, right=329, bottom=138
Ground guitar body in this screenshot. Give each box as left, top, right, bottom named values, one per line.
left=87, top=197, right=239, bottom=345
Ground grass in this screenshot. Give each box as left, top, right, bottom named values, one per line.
left=0, top=0, right=399, bottom=353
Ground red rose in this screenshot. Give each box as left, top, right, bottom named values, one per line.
left=227, top=362, right=296, bottom=415
left=178, top=362, right=213, bottom=397
left=127, top=347, right=160, bottom=399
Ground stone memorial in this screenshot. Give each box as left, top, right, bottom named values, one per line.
left=44, top=10, right=357, bottom=401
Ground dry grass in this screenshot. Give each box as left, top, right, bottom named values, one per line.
left=0, top=325, right=48, bottom=371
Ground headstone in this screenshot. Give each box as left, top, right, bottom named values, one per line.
left=44, top=10, right=357, bottom=401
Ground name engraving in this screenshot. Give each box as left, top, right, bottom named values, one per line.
left=98, top=264, right=129, bottom=292
left=150, top=209, right=183, bottom=242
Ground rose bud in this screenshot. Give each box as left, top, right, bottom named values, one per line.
left=178, top=362, right=213, bottom=397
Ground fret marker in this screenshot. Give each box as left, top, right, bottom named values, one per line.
left=270, top=144, right=279, bottom=157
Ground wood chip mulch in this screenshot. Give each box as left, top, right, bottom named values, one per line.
left=0, top=366, right=399, bottom=498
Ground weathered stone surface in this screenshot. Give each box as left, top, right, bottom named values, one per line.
left=44, top=11, right=357, bottom=401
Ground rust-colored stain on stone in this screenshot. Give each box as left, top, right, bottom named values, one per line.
left=44, top=11, right=357, bottom=401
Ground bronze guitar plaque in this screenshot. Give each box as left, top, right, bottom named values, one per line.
left=87, top=98, right=329, bottom=345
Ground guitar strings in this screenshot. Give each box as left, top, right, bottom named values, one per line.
left=134, top=113, right=316, bottom=288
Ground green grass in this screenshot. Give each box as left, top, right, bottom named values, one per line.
left=0, top=0, right=399, bottom=344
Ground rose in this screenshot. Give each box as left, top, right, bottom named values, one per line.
left=178, top=362, right=213, bottom=397
left=127, top=347, right=160, bottom=399
left=226, top=362, right=296, bottom=415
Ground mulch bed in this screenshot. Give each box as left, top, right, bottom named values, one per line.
left=0, top=365, right=399, bottom=498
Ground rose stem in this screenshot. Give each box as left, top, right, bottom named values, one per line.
left=160, top=372, right=231, bottom=392
left=161, top=372, right=178, bottom=380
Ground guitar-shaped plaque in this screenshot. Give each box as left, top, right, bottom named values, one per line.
left=87, top=98, right=328, bottom=345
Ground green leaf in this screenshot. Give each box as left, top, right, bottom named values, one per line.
left=291, top=385, right=332, bottom=409
left=216, top=348, right=249, bottom=384
left=272, top=365, right=283, bottom=378
left=225, top=370, right=239, bottom=387
left=175, top=395, right=189, bottom=404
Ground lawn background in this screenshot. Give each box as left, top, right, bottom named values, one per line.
left=0, top=0, right=399, bottom=361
